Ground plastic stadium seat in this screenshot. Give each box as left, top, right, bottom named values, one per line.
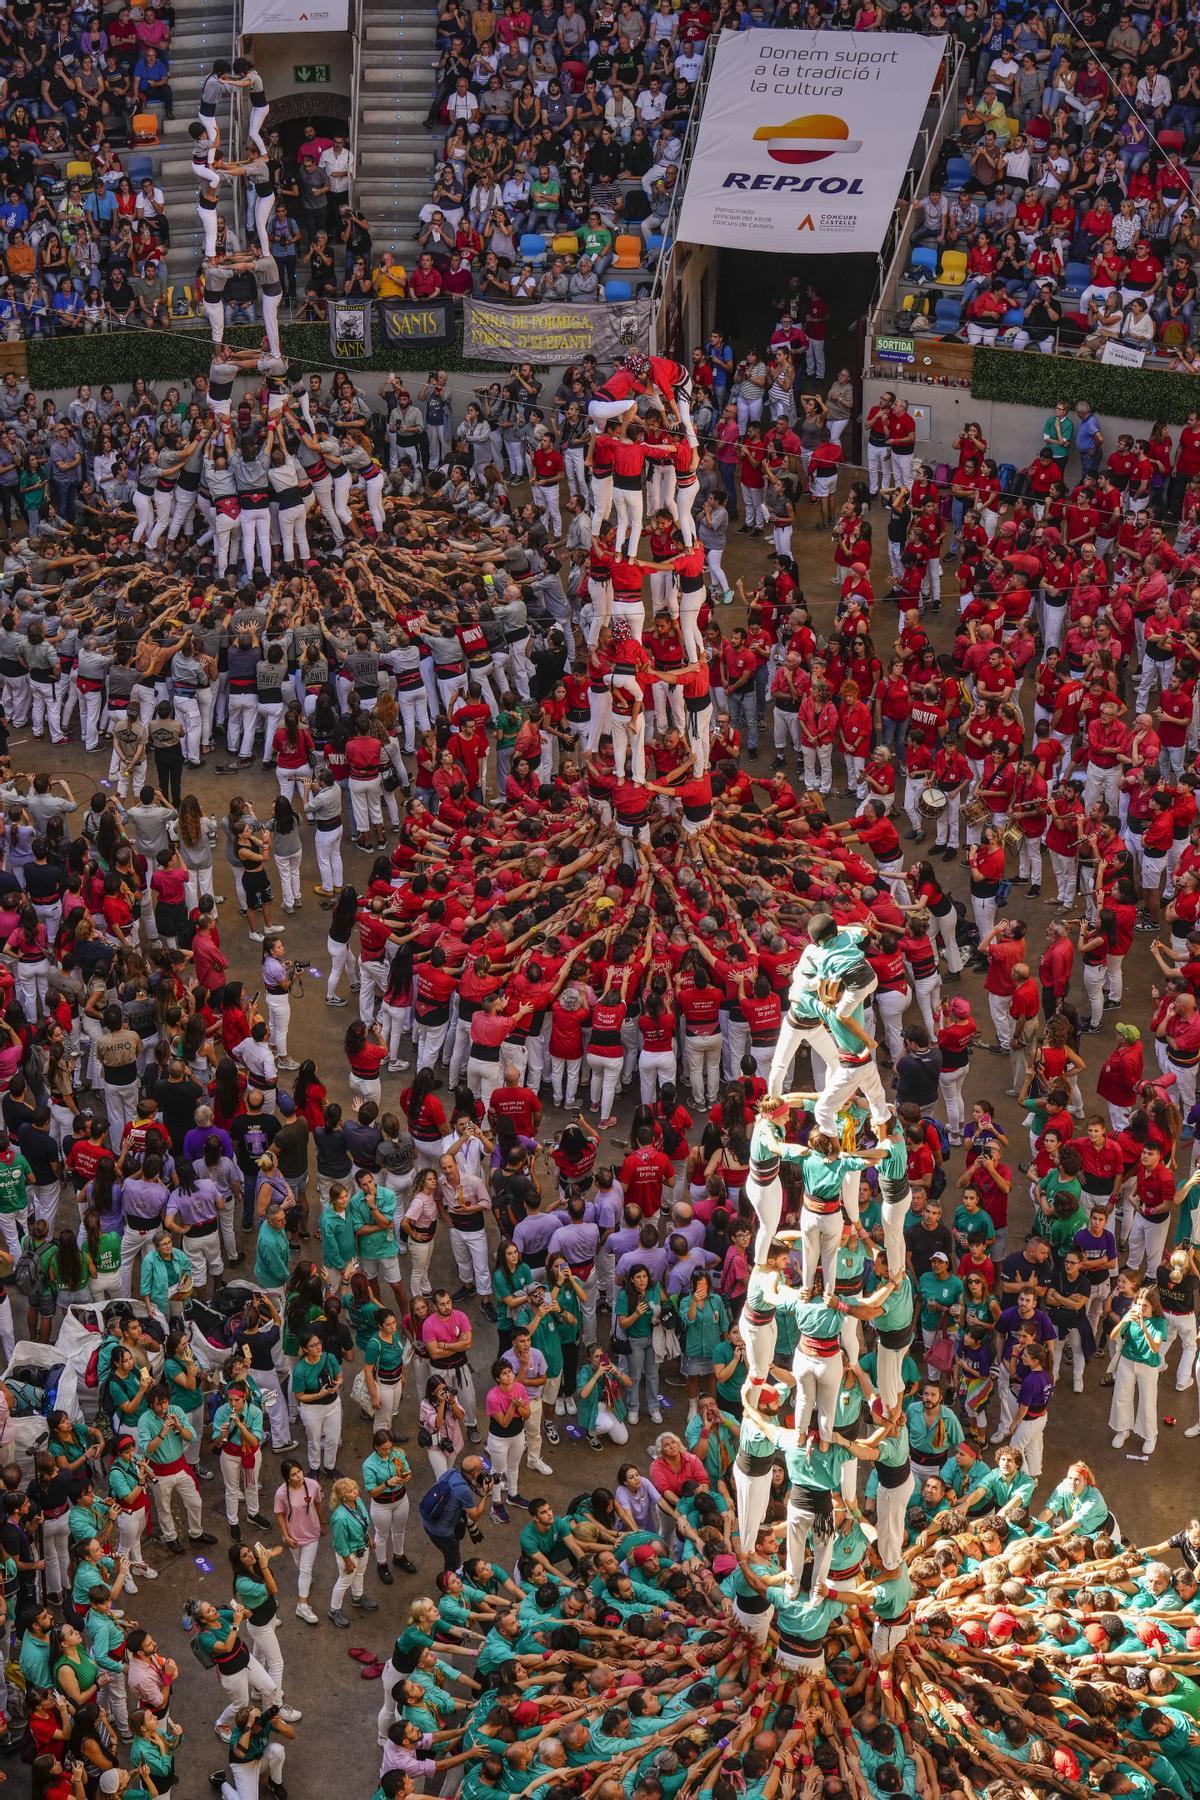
left=128, top=154, right=155, bottom=182
left=65, top=159, right=92, bottom=182
left=1160, top=128, right=1185, bottom=153
left=910, top=245, right=938, bottom=280
left=603, top=276, right=633, bottom=301
left=938, top=250, right=967, bottom=286
left=1001, top=306, right=1024, bottom=325
left=1061, top=260, right=1089, bottom=300
left=551, top=232, right=579, bottom=257
left=943, top=156, right=970, bottom=189
left=518, top=232, right=547, bottom=266
left=561, top=58, right=586, bottom=91
left=934, top=296, right=962, bottom=330
left=644, top=232, right=664, bottom=259
left=131, top=112, right=159, bottom=143
left=612, top=233, right=644, bottom=270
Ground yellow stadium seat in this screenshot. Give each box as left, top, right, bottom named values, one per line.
left=552, top=233, right=580, bottom=257
left=65, top=159, right=93, bottom=182
left=938, top=250, right=967, bottom=286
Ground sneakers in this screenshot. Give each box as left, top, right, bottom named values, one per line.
left=649, top=1407, right=663, bottom=1424
left=394, top=1555, right=418, bottom=1574
left=277, top=1057, right=300, bottom=1072
left=279, top=1707, right=303, bottom=1723
left=351, top=1594, right=379, bottom=1613
left=325, top=996, right=348, bottom=1007
left=628, top=1409, right=640, bottom=1426
left=543, top=1423, right=560, bottom=1445
left=387, top=1059, right=410, bottom=1073
left=275, top=1439, right=298, bottom=1453
left=492, top=1502, right=510, bottom=1525
left=248, top=930, right=264, bottom=942
left=554, top=1398, right=566, bottom=1417
left=564, top=1397, right=576, bottom=1416
left=134, top=1563, right=158, bottom=1580
left=1184, top=1424, right=1200, bottom=1438
left=329, top=1607, right=350, bottom=1628
left=295, top=1602, right=319, bottom=1624
left=1111, top=1431, right=1129, bottom=1448
left=527, top=1455, right=554, bottom=1475
left=124, top=1576, right=138, bottom=1594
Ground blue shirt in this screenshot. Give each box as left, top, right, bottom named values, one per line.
left=419, top=1468, right=475, bottom=1533
left=1076, top=414, right=1101, bottom=457
left=83, top=191, right=117, bottom=227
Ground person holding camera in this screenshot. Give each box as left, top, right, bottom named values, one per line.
left=418, top=1375, right=465, bottom=1479
left=576, top=1344, right=633, bottom=1450
left=417, top=1453, right=493, bottom=1572
left=261, top=937, right=298, bottom=1074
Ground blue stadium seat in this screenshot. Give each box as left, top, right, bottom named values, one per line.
left=518, top=232, right=547, bottom=266
left=909, top=245, right=938, bottom=281
left=943, top=156, right=971, bottom=190
left=1061, top=261, right=1089, bottom=301
left=934, top=296, right=962, bottom=331
left=603, top=276, right=634, bottom=301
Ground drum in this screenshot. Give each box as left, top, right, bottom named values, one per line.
left=918, top=784, right=948, bottom=819
left=963, top=796, right=990, bottom=827
left=1002, top=823, right=1023, bottom=853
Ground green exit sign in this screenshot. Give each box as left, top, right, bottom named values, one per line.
left=293, top=62, right=331, bottom=83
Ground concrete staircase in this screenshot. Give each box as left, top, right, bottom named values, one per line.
left=160, top=0, right=238, bottom=279
left=354, top=5, right=438, bottom=274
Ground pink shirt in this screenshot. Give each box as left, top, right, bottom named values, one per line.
left=273, top=1477, right=323, bottom=1544
left=421, top=1309, right=471, bottom=1351
left=485, top=1380, right=530, bottom=1421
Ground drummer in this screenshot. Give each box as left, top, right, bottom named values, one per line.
left=901, top=731, right=936, bottom=842
left=931, top=730, right=972, bottom=858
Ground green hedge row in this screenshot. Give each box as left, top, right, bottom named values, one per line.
left=971, top=345, right=1200, bottom=426
left=27, top=318, right=501, bottom=388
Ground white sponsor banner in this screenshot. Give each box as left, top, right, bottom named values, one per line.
left=242, top=0, right=347, bottom=31
left=676, top=29, right=946, bottom=254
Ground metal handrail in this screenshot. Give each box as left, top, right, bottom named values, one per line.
left=648, top=30, right=718, bottom=349
left=348, top=0, right=364, bottom=208
left=865, top=38, right=965, bottom=343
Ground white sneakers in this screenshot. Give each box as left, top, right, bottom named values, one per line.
left=295, top=1602, right=319, bottom=1625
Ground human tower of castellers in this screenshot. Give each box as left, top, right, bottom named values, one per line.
left=4, top=48, right=1200, bottom=1800
left=13, top=901, right=1200, bottom=1800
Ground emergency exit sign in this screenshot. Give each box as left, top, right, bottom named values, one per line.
left=294, top=63, right=331, bottom=83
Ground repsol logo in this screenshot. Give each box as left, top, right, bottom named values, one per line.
left=721, top=173, right=865, bottom=193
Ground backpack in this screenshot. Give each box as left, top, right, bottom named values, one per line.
left=13, top=1249, right=45, bottom=1300
left=418, top=1473, right=459, bottom=1531
left=189, top=1633, right=216, bottom=1671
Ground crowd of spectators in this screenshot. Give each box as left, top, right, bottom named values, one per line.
left=0, top=2, right=177, bottom=339
left=897, top=0, right=1200, bottom=365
